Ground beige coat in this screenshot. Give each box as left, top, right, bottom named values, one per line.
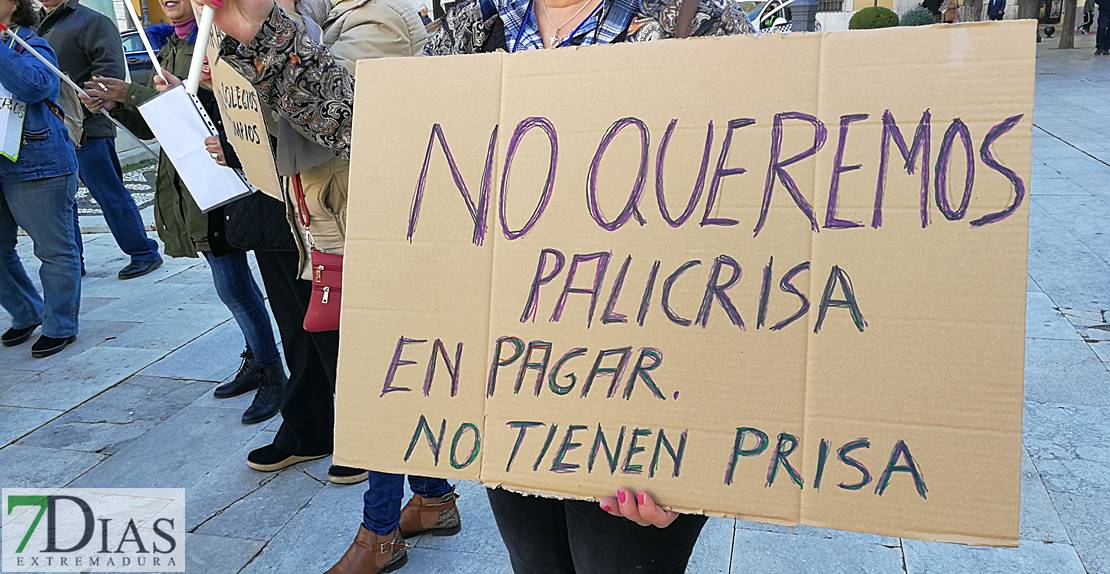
left=289, top=0, right=428, bottom=279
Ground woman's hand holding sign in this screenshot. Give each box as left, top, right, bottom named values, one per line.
left=204, top=136, right=228, bottom=166
left=598, top=489, right=680, bottom=528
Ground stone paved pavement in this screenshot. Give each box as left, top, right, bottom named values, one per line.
left=1, top=43, right=1109, bottom=574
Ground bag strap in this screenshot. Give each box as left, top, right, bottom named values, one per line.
left=675, top=0, right=699, bottom=38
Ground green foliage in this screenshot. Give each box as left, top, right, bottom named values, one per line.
left=899, top=7, right=938, bottom=26
left=849, top=6, right=900, bottom=29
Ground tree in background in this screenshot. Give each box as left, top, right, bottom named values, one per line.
left=1057, top=0, right=1078, bottom=46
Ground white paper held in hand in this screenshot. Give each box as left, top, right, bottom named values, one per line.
left=138, top=84, right=253, bottom=212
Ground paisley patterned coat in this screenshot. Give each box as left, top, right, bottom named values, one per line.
left=219, top=0, right=754, bottom=159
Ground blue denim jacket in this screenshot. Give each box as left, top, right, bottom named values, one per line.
left=0, top=26, right=77, bottom=181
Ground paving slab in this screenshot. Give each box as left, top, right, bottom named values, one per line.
left=185, top=431, right=282, bottom=530
left=98, top=303, right=232, bottom=350
left=0, top=346, right=166, bottom=411
left=1050, top=491, right=1110, bottom=574
left=70, top=405, right=265, bottom=489
left=1033, top=194, right=1110, bottom=264
left=0, top=319, right=143, bottom=375
left=1023, top=402, right=1110, bottom=496
left=1019, top=448, right=1071, bottom=544
left=17, top=376, right=211, bottom=455
left=238, top=482, right=366, bottom=574
left=735, top=519, right=900, bottom=547
left=1025, top=292, right=1082, bottom=341
left=1023, top=338, right=1110, bottom=406
left=687, top=518, right=735, bottom=574
left=0, top=405, right=62, bottom=448
left=730, top=528, right=903, bottom=574
left=194, top=466, right=325, bottom=541
left=182, top=533, right=265, bottom=574
left=405, top=548, right=514, bottom=573
left=1027, top=209, right=1110, bottom=310
left=139, top=321, right=248, bottom=382
left=0, top=444, right=105, bottom=488
left=902, top=539, right=1086, bottom=574
left=82, top=282, right=217, bottom=323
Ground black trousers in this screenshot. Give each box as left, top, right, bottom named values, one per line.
left=1098, top=8, right=1110, bottom=51
left=254, top=250, right=339, bottom=456
left=486, top=489, right=707, bottom=574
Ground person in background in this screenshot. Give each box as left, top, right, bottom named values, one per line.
left=1096, top=0, right=1109, bottom=54
left=987, top=0, right=1005, bottom=20
left=204, top=0, right=752, bottom=570
left=922, top=0, right=942, bottom=18
left=942, top=0, right=960, bottom=22
left=0, top=0, right=81, bottom=358
left=79, top=0, right=286, bottom=425
left=36, top=0, right=163, bottom=280
left=1079, top=0, right=1094, bottom=33
left=419, top=6, right=432, bottom=24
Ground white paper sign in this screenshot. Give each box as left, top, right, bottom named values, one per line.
left=138, top=85, right=253, bottom=211
left=0, top=83, right=26, bottom=162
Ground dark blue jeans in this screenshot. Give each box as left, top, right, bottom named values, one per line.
left=202, top=250, right=280, bottom=366
left=362, top=472, right=452, bottom=535
left=0, top=173, right=81, bottom=338
left=72, top=137, right=161, bottom=265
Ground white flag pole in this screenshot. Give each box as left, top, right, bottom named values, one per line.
left=0, top=26, right=160, bottom=160
left=184, top=6, right=216, bottom=95
left=121, top=0, right=168, bottom=83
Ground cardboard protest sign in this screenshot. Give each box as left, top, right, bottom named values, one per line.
left=336, top=22, right=1035, bottom=546
left=206, top=32, right=281, bottom=200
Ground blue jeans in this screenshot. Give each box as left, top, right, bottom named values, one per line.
left=0, top=173, right=81, bottom=338
left=202, top=250, right=280, bottom=366
left=72, top=137, right=161, bottom=265
left=363, top=472, right=452, bottom=535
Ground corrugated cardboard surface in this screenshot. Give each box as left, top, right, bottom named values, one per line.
left=206, top=36, right=282, bottom=200
left=337, top=22, right=1035, bottom=546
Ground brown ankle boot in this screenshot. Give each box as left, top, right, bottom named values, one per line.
left=325, top=526, right=407, bottom=574
left=399, top=491, right=462, bottom=538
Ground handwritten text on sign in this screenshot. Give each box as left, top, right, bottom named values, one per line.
left=337, top=25, right=1034, bottom=546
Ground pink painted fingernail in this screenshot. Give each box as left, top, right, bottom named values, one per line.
left=601, top=504, right=611, bottom=512
left=637, top=492, right=645, bottom=505
left=211, top=0, right=224, bottom=8
left=617, top=490, right=626, bottom=504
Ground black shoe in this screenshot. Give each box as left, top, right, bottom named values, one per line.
left=328, top=465, right=370, bottom=485
left=214, top=349, right=257, bottom=399
left=118, top=259, right=163, bottom=280
left=246, top=443, right=329, bottom=472
left=241, top=361, right=288, bottom=425
left=2, top=324, right=40, bottom=347
left=31, top=335, right=76, bottom=358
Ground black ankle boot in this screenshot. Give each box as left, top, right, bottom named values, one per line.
left=214, top=349, right=257, bottom=399
left=241, top=361, right=288, bottom=425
